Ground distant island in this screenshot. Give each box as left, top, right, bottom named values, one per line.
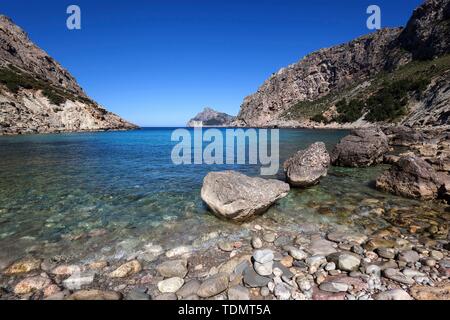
left=187, top=107, right=235, bottom=127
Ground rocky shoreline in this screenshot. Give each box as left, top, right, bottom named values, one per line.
left=0, top=125, right=448, bottom=301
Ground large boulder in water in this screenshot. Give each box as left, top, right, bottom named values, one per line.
left=283, top=142, right=330, bottom=187
left=375, top=156, right=447, bottom=200
left=201, top=171, right=290, bottom=221
left=331, top=128, right=390, bottom=167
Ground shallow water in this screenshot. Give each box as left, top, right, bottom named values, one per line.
left=0, top=128, right=448, bottom=266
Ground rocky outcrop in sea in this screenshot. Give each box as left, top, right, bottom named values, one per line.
left=187, top=107, right=235, bottom=127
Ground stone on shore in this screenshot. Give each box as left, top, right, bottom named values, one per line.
left=327, top=252, right=361, bottom=272
left=374, top=289, right=413, bottom=300
left=283, top=142, right=330, bottom=187
left=330, top=128, right=389, bottom=167
left=156, top=260, right=188, bottom=278
left=67, top=290, right=122, bottom=300
left=158, top=277, right=185, bottom=293
left=197, top=273, right=229, bottom=298
left=227, top=285, right=250, bottom=300
left=62, top=271, right=95, bottom=290
left=109, top=260, right=142, bottom=278
left=201, top=171, right=290, bottom=221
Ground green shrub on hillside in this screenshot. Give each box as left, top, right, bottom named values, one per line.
left=0, top=66, right=85, bottom=106
left=335, top=99, right=364, bottom=123
left=364, top=78, right=430, bottom=122
left=311, top=114, right=328, bottom=123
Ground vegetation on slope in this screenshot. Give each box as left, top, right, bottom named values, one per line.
left=0, top=65, right=93, bottom=106
left=282, top=54, right=450, bottom=124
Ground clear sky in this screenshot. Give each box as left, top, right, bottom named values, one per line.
left=1, top=0, right=423, bottom=126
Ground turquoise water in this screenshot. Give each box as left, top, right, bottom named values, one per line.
left=0, top=128, right=448, bottom=266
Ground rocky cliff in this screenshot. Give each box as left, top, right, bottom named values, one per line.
left=187, top=107, right=235, bottom=127
left=233, top=0, right=450, bottom=128
left=0, top=15, right=137, bottom=135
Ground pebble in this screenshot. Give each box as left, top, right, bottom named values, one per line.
left=254, top=261, right=273, bottom=276
left=398, top=250, right=420, bottom=263
left=176, top=279, right=201, bottom=298
left=285, top=246, right=308, bottom=261
left=377, top=248, right=396, bottom=259
left=218, top=242, right=234, bottom=252
left=274, top=283, right=291, bottom=300
left=227, top=285, right=250, bottom=300
left=243, top=266, right=271, bottom=288
left=319, top=281, right=349, bottom=293
left=197, top=273, right=229, bottom=298
left=158, top=277, right=184, bottom=293
left=308, top=239, right=337, bottom=256
left=328, top=252, right=361, bottom=272
left=430, top=250, right=444, bottom=260
left=253, top=249, right=274, bottom=264
left=67, top=290, right=122, bottom=300
left=62, top=271, right=95, bottom=290
left=51, top=265, right=82, bottom=276
left=260, top=287, right=270, bottom=297
left=14, top=276, right=51, bottom=295
left=365, top=265, right=381, bottom=277
left=325, top=262, right=336, bottom=271
left=383, top=268, right=415, bottom=285
left=109, top=260, right=142, bottom=278
left=251, top=237, right=263, bottom=249
left=166, top=246, right=192, bottom=258
left=263, top=233, right=276, bottom=243
left=156, top=259, right=188, bottom=278
left=4, top=258, right=41, bottom=275
left=154, top=293, right=178, bottom=300
left=126, top=289, right=151, bottom=300
left=374, top=289, right=413, bottom=300
left=296, top=278, right=312, bottom=292
left=425, top=259, right=436, bottom=267
left=280, top=255, right=294, bottom=268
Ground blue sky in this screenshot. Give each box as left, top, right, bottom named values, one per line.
left=1, top=0, right=423, bottom=126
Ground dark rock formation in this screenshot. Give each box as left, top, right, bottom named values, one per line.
left=375, top=156, right=446, bottom=200
left=283, top=142, right=330, bottom=187
left=331, top=128, right=390, bottom=167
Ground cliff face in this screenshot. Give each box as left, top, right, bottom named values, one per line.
left=187, top=107, right=235, bottom=127
left=0, top=15, right=137, bottom=135
left=233, top=0, right=450, bottom=128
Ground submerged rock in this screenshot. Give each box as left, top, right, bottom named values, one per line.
left=67, top=290, right=122, bottom=300
left=331, top=128, right=389, bottom=167
left=201, top=171, right=290, bottom=221
left=14, top=275, right=51, bottom=295
left=109, top=260, right=142, bottom=278
left=156, top=260, right=188, bottom=278
left=283, top=142, right=330, bottom=187
left=3, top=258, right=41, bottom=275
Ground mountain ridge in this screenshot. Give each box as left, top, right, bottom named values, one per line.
left=0, top=15, right=137, bottom=135
left=232, top=0, right=450, bottom=128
